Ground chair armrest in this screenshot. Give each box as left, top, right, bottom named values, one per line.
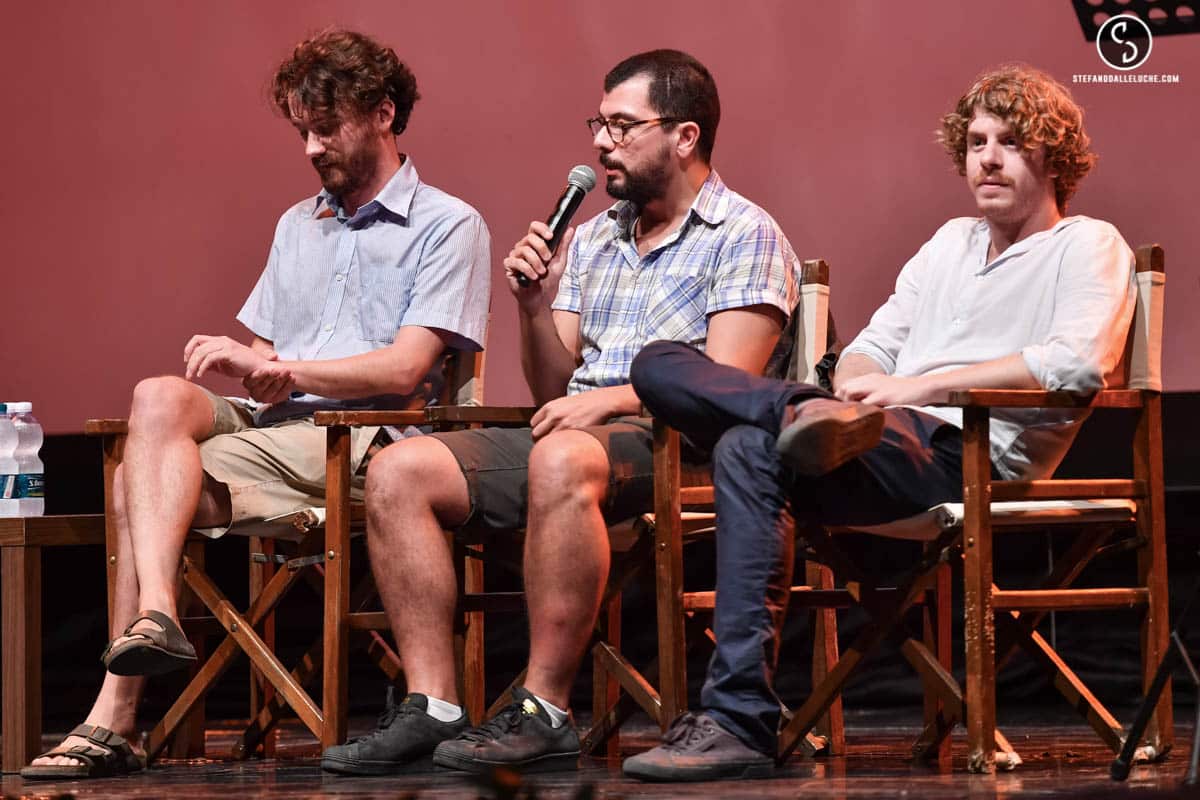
left=424, top=406, right=537, bottom=425
left=313, top=410, right=428, bottom=427
left=945, top=389, right=1146, bottom=409
left=85, top=419, right=128, bottom=436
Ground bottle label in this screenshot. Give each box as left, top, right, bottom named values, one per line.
left=1, top=475, right=15, bottom=499
left=16, top=474, right=44, bottom=499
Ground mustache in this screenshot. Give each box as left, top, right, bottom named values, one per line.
left=975, top=174, right=1010, bottom=187
left=599, top=155, right=624, bottom=171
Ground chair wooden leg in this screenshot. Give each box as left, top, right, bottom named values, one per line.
left=962, top=407, right=996, bottom=774
left=247, top=536, right=278, bottom=759
left=652, top=423, right=687, bottom=728
left=806, top=560, right=845, bottom=757
left=2, top=542, right=41, bottom=774
left=592, top=592, right=622, bottom=759
left=167, top=539, right=208, bottom=760
left=1135, top=394, right=1173, bottom=756
left=461, top=542, right=485, bottom=724
left=323, top=425, right=352, bottom=750
left=921, top=560, right=952, bottom=767
left=101, top=431, right=125, bottom=628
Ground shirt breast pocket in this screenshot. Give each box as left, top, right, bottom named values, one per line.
left=357, top=265, right=410, bottom=344
left=643, top=270, right=710, bottom=343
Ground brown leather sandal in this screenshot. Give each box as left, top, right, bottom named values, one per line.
left=20, top=723, right=144, bottom=780
left=102, top=609, right=197, bottom=676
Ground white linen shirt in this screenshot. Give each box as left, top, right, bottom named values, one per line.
left=841, top=216, right=1135, bottom=480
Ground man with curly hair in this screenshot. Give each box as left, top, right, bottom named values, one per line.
left=622, top=64, right=1135, bottom=782
left=22, top=29, right=490, bottom=781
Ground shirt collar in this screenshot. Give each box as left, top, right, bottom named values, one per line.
left=606, top=168, right=729, bottom=239
left=977, top=215, right=1082, bottom=271
left=313, top=154, right=419, bottom=224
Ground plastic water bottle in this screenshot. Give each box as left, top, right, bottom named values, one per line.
left=0, top=404, right=18, bottom=517
left=7, top=402, right=44, bottom=516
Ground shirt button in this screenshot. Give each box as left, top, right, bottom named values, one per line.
left=336, top=274, right=344, bottom=282
left=324, top=325, right=332, bottom=332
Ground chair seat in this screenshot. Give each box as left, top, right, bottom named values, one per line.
left=847, top=499, right=1137, bottom=541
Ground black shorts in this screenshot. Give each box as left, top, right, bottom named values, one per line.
left=431, top=417, right=709, bottom=539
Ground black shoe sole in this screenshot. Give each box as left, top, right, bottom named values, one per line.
left=320, top=754, right=436, bottom=776
left=623, top=760, right=775, bottom=782
left=104, top=645, right=197, bottom=677
left=431, top=748, right=580, bottom=774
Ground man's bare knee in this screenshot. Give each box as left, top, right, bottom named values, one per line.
left=365, top=437, right=469, bottom=531
left=128, top=375, right=214, bottom=440
left=528, top=431, right=609, bottom=509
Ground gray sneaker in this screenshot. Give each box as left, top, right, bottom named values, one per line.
left=432, top=687, right=580, bottom=773
left=321, top=689, right=468, bottom=775
left=622, top=711, right=774, bottom=782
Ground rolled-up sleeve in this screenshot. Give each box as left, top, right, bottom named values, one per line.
left=840, top=240, right=929, bottom=373
left=1020, top=230, right=1135, bottom=391
left=706, top=215, right=798, bottom=318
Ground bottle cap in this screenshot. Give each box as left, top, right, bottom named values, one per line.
left=6, top=402, right=32, bottom=414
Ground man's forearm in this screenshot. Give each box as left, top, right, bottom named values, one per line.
left=280, top=348, right=424, bottom=399
left=520, top=308, right=577, bottom=405
left=832, top=352, right=886, bottom=393
left=923, top=353, right=1040, bottom=398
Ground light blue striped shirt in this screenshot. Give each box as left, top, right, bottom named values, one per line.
left=237, top=157, right=491, bottom=424
left=552, top=170, right=800, bottom=395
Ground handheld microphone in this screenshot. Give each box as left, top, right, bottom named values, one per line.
left=515, top=165, right=597, bottom=287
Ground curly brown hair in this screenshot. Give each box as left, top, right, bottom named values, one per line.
left=272, top=29, right=419, bottom=135
left=939, top=65, right=1095, bottom=212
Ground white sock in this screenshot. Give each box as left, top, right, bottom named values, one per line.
left=424, top=695, right=463, bottom=723
left=531, top=692, right=569, bottom=728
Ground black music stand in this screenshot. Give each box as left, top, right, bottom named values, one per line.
left=1111, top=575, right=1200, bottom=783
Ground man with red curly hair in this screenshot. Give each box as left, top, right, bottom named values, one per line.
left=22, top=29, right=490, bottom=781
left=623, top=64, right=1135, bottom=781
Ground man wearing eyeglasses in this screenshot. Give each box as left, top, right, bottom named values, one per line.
left=326, top=49, right=802, bottom=776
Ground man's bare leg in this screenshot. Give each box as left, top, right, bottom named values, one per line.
left=122, top=376, right=230, bottom=621
left=365, top=437, right=470, bottom=704
left=521, top=431, right=611, bottom=710
left=30, top=378, right=232, bottom=767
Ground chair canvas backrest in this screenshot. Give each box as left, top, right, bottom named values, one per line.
left=788, top=259, right=831, bottom=386
left=1127, top=244, right=1165, bottom=392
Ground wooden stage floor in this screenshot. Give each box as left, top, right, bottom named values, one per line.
left=2, top=711, right=1195, bottom=799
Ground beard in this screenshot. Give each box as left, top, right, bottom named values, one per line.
left=601, top=144, right=671, bottom=207
left=313, top=142, right=377, bottom=199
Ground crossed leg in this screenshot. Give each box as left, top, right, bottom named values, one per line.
left=31, top=376, right=234, bottom=768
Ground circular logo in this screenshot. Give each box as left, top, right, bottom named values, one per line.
left=1096, top=14, right=1153, bottom=71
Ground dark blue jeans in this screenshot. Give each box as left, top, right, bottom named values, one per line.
left=628, top=340, right=967, bottom=755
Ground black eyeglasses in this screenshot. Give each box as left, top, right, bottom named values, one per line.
left=586, top=115, right=680, bottom=143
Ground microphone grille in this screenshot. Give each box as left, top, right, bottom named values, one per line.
left=567, top=165, right=597, bottom=192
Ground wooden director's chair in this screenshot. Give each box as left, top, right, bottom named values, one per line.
left=84, top=345, right=504, bottom=762
left=770, top=244, right=1170, bottom=773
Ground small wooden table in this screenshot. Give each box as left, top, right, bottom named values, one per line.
left=1, top=515, right=106, bottom=772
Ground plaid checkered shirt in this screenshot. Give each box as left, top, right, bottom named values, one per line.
left=552, top=170, right=801, bottom=395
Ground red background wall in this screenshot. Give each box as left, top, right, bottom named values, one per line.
left=2, top=1, right=1197, bottom=433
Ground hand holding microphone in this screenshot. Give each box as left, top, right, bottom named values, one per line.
left=505, top=165, right=596, bottom=292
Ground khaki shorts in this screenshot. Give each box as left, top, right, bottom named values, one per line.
left=432, top=417, right=710, bottom=540
left=193, top=388, right=381, bottom=540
